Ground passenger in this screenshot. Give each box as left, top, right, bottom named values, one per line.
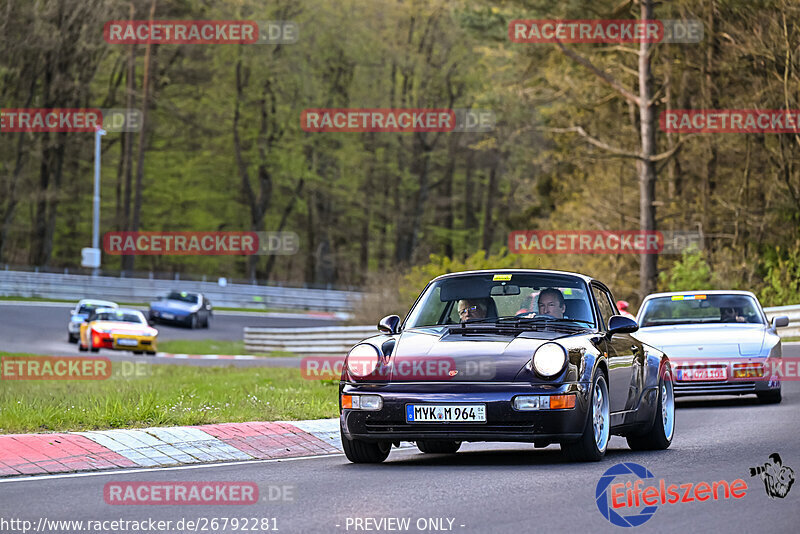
left=720, top=306, right=746, bottom=323
left=537, top=288, right=566, bottom=319
left=458, top=298, right=488, bottom=322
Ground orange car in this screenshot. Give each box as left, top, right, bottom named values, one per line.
left=78, top=308, right=158, bottom=355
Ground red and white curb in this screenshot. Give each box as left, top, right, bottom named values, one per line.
left=0, top=418, right=342, bottom=477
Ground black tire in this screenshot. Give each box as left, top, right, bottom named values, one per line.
left=562, top=371, right=610, bottom=462
left=146, top=351, right=156, bottom=356
left=68, top=333, right=77, bottom=343
left=416, top=440, right=462, bottom=454
left=203, top=315, right=210, bottom=329
left=189, top=314, right=198, bottom=329
left=627, top=365, right=675, bottom=451
left=341, top=433, right=391, bottom=464
left=133, top=351, right=143, bottom=355
left=78, top=340, right=88, bottom=352
left=757, top=389, right=782, bottom=404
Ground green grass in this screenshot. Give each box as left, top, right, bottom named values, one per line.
left=0, top=354, right=338, bottom=434
left=157, top=339, right=294, bottom=357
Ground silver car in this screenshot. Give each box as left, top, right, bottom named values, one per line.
left=634, top=290, right=789, bottom=404
left=68, top=299, right=118, bottom=343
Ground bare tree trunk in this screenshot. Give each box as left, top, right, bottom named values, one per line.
left=126, top=0, right=157, bottom=272
left=481, top=157, right=499, bottom=257
left=121, top=1, right=136, bottom=236
left=637, top=0, right=658, bottom=298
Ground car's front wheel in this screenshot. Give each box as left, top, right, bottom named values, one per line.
left=417, top=440, right=461, bottom=454
left=627, top=364, right=675, bottom=451
left=562, top=371, right=610, bottom=462
left=68, top=333, right=77, bottom=343
left=189, top=314, right=198, bottom=329
left=341, top=432, right=391, bottom=463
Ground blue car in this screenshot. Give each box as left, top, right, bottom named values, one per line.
left=68, top=299, right=118, bottom=343
left=148, top=291, right=212, bottom=329
left=339, top=269, right=675, bottom=463
left=634, top=290, right=788, bottom=404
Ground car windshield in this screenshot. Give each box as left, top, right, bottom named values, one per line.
left=165, top=292, right=198, bottom=304
left=404, top=272, right=596, bottom=328
left=78, top=303, right=112, bottom=315
left=93, top=311, right=145, bottom=324
left=638, top=294, right=764, bottom=326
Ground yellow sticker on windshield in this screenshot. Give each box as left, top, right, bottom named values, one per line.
left=492, top=274, right=512, bottom=281
left=671, top=295, right=684, bottom=300
left=563, top=288, right=573, bottom=295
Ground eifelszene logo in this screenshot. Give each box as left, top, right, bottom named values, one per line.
left=749, top=453, right=795, bottom=499
left=595, top=462, right=748, bottom=527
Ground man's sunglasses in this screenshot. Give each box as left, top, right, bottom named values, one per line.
left=459, top=305, right=482, bottom=316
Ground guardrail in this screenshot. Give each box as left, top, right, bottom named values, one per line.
left=244, top=325, right=376, bottom=355
left=0, top=270, right=359, bottom=312
left=244, top=305, right=800, bottom=356
left=763, top=305, right=800, bottom=339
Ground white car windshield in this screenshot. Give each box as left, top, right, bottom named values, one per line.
left=638, top=294, right=765, bottom=326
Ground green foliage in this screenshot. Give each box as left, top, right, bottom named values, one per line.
left=759, top=242, right=800, bottom=307
left=658, top=248, right=713, bottom=292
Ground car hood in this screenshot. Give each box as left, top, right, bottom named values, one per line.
left=149, top=300, right=197, bottom=313
left=634, top=324, right=766, bottom=357
left=390, top=326, right=575, bottom=381
left=90, top=321, right=157, bottom=336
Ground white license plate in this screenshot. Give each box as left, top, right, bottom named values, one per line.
left=677, top=367, right=727, bottom=381
left=117, top=338, right=138, bottom=347
left=162, top=313, right=175, bottom=320
left=406, top=404, right=486, bottom=423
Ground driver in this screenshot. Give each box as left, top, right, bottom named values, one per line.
left=720, top=306, right=746, bottom=323
left=537, top=288, right=566, bottom=319
left=458, top=298, right=488, bottom=322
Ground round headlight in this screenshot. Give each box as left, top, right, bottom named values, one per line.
left=347, top=344, right=381, bottom=377
left=531, top=343, right=567, bottom=377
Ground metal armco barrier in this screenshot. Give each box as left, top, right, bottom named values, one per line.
left=245, top=305, right=800, bottom=355
left=764, top=305, right=800, bottom=339
left=244, top=325, right=376, bottom=355
left=0, top=269, right=359, bottom=312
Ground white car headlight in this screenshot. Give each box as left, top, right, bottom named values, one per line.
left=531, top=343, right=567, bottom=377
left=347, top=344, right=381, bottom=377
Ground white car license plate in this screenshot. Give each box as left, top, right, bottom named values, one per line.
left=162, top=313, right=175, bottom=320
left=676, top=367, right=727, bottom=381
left=117, top=338, right=138, bottom=347
left=406, top=404, right=486, bottom=423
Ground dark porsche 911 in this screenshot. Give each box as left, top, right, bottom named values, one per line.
left=339, top=269, right=675, bottom=463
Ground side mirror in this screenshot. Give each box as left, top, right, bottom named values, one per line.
left=607, top=315, right=639, bottom=336
left=69, top=310, right=75, bottom=316
left=378, top=315, right=401, bottom=335
left=772, top=316, right=790, bottom=328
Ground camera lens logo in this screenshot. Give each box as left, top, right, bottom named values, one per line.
left=596, top=462, right=658, bottom=527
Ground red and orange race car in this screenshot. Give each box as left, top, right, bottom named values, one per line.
left=78, top=308, right=158, bottom=355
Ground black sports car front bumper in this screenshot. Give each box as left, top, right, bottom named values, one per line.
left=340, top=381, right=591, bottom=444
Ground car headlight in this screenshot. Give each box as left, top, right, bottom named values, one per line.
left=530, top=343, right=567, bottom=378
left=347, top=344, right=381, bottom=377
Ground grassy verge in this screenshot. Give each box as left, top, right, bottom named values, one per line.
left=782, top=336, right=800, bottom=342
left=157, top=339, right=295, bottom=357
left=0, top=354, right=338, bottom=434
